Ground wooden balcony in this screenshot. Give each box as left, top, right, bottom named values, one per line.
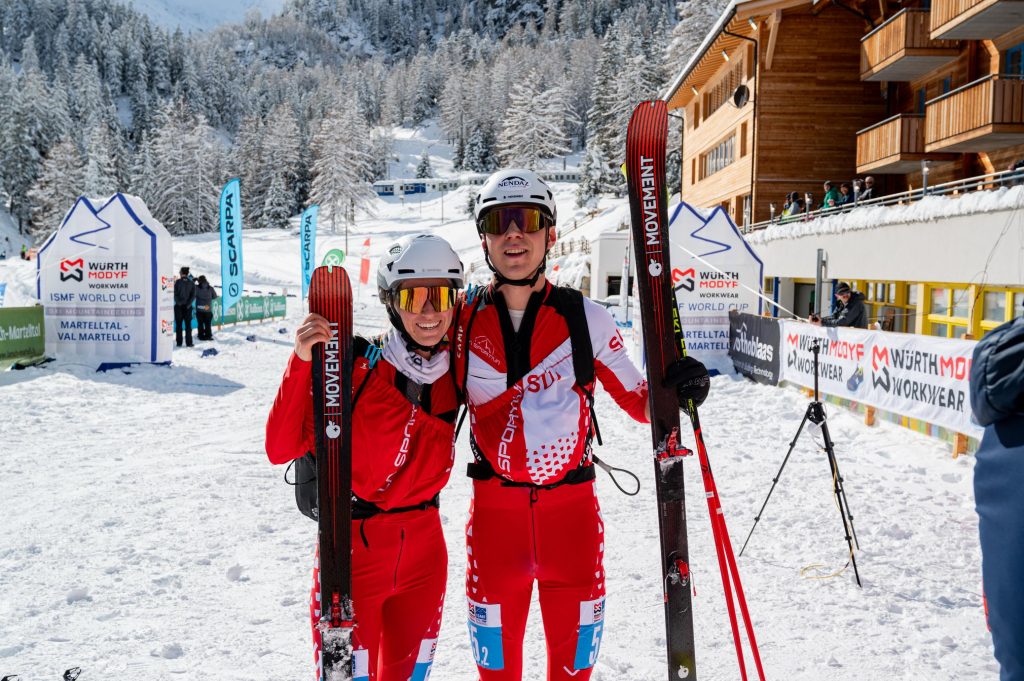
left=930, top=0, right=1024, bottom=39
left=857, top=114, right=957, bottom=173
left=861, top=9, right=959, bottom=82
left=925, top=75, right=1024, bottom=152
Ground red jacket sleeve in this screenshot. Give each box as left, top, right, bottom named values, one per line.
left=265, top=353, right=315, bottom=465
left=585, top=298, right=650, bottom=424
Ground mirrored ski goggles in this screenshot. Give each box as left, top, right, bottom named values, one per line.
left=477, top=205, right=555, bottom=235
left=392, top=285, right=457, bottom=314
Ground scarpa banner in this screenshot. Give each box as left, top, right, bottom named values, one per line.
left=36, top=194, right=173, bottom=364
left=300, top=204, right=318, bottom=300
left=0, top=306, right=45, bottom=368
left=220, top=178, right=244, bottom=317
left=778, top=321, right=981, bottom=437
left=669, top=202, right=763, bottom=374
left=728, top=311, right=781, bottom=385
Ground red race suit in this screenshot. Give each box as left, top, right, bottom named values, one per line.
left=266, top=333, right=458, bottom=681
left=453, top=283, right=649, bottom=680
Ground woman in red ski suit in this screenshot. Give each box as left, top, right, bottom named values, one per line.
left=265, top=234, right=465, bottom=681
left=455, top=170, right=710, bottom=680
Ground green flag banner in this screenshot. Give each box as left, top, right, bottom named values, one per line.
left=322, top=249, right=345, bottom=267
left=212, top=295, right=287, bottom=325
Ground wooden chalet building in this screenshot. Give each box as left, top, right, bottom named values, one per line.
left=664, top=0, right=1024, bottom=227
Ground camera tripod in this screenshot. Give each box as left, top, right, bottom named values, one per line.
left=739, top=339, right=862, bottom=587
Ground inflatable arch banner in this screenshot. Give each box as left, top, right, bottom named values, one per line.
left=36, top=193, right=173, bottom=365
left=668, top=202, right=764, bottom=374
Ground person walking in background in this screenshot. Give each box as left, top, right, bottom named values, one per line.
left=173, top=266, right=196, bottom=347
left=194, top=275, right=218, bottom=341
left=810, top=282, right=868, bottom=328
left=971, top=307, right=1024, bottom=681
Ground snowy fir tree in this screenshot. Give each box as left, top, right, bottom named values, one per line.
left=262, top=173, right=293, bottom=230
left=416, top=151, right=434, bottom=179
left=498, top=73, right=570, bottom=170
left=310, top=105, right=376, bottom=235
left=27, top=137, right=84, bottom=240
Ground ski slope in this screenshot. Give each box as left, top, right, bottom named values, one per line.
left=0, top=180, right=995, bottom=680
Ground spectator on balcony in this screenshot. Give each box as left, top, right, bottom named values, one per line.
left=860, top=176, right=876, bottom=201
left=820, top=180, right=841, bottom=210
left=836, top=182, right=854, bottom=207
left=780, top=192, right=804, bottom=222
left=1007, top=159, right=1024, bottom=186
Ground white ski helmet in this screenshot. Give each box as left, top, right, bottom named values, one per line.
left=376, top=234, right=465, bottom=303
left=474, top=169, right=557, bottom=228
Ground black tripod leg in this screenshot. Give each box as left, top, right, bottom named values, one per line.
left=819, top=420, right=862, bottom=587
left=740, top=409, right=811, bottom=556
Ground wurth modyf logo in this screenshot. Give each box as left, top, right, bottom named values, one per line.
left=673, top=267, right=695, bottom=292
left=60, top=258, right=84, bottom=282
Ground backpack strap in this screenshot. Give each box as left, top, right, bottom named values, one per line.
left=549, top=286, right=602, bottom=447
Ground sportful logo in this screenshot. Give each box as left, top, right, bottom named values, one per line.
left=60, top=258, right=84, bottom=282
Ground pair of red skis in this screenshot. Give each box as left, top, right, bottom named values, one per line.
left=626, top=99, right=766, bottom=681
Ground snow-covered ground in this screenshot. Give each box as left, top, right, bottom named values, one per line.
left=0, top=216, right=995, bottom=680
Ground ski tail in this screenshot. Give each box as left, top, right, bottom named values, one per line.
left=310, top=264, right=356, bottom=681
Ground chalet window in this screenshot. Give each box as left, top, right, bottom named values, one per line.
left=942, top=76, right=952, bottom=94
left=915, top=87, right=926, bottom=114
left=700, top=135, right=735, bottom=179
left=703, top=57, right=746, bottom=120
left=1005, top=42, right=1024, bottom=76
left=740, top=122, right=748, bottom=157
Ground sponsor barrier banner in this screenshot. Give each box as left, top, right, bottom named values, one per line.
left=211, top=294, right=287, bottom=325
left=0, top=306, right=45, bottom=368
left=863, top=330, right=979, bottom=438
left=36, top=194, right=173, bottom=365
left=219, top=178, right=244, bottom=316
left=778, top=321, right=981, bottom=437
left=728, top=311, right=781, bottom=385
left=0, top=282, right=6, bottom=307
left=668, top=202, right=763, bottom=374
left=300, top=204, right=318, bottom=300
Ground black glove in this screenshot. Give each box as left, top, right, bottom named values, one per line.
left=663, top=356, right=710, bottom=409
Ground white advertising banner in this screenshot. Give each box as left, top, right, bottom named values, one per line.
left=779, top=321, right=981, bottom=438
left=37, top=194, right=173, bottom=366
left=668, top=202, right=763, bottom=374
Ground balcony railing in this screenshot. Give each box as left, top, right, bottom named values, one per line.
left=856, top=114, right=929, bottom=173
left=925, top=74, right=1024, bottom=152
left=930, top=0, right=1024, bottom=39
left=745, top=167, right=1024, bottom=233
left=861, top=9, right=959, bottom=81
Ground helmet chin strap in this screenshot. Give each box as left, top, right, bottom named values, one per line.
left=483, top=227, right=550, bottom=288
left=386, top=305, right=444, bottom=355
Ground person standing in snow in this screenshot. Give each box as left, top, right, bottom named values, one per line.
left=810, top=282, right=868, bottom=328
left=194, top=275, right=218, bottom=341
left=451, top=168, right=710, bottom=680
left=972, top=307, right=1024, bottom=681
left=266, top=234, right=464, bottom=681
left=173, top=266, right=196, bottom=347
